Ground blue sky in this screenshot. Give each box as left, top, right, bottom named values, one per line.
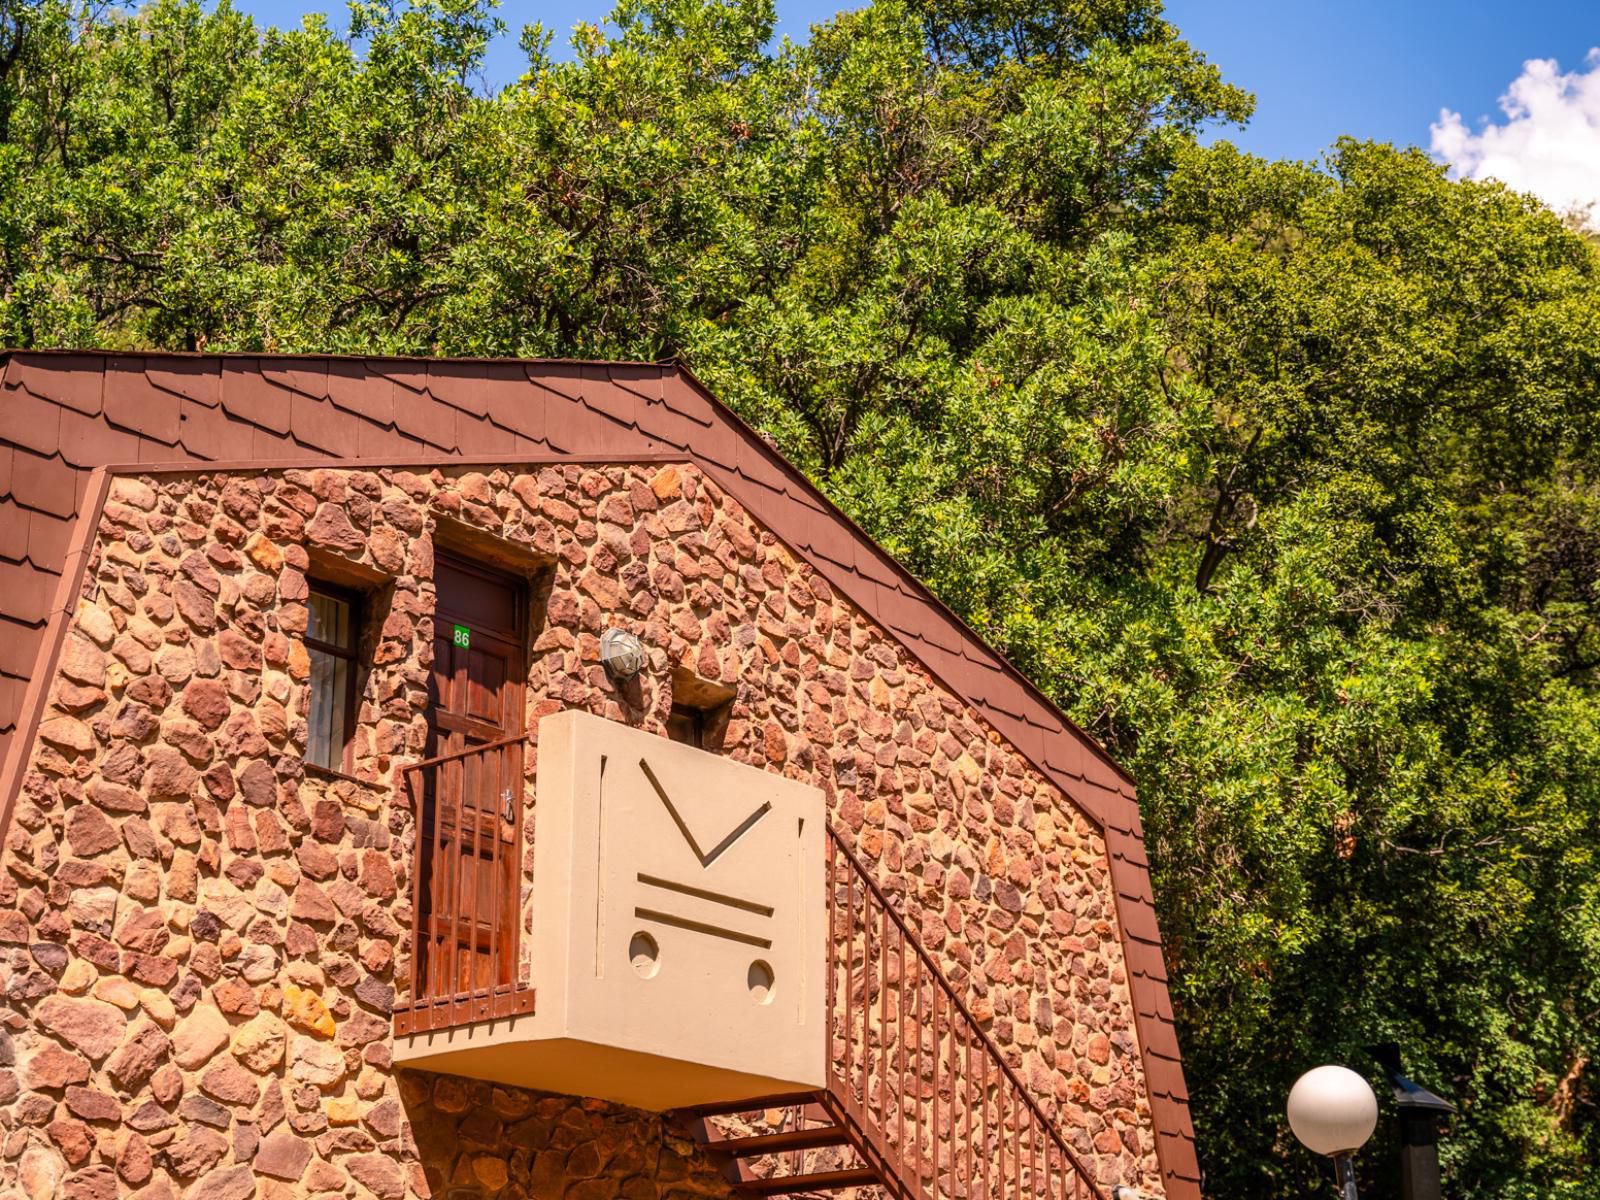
left=231, top=0, right=1598, bottom=167
left=1163, top=1, right=1596, bottom=162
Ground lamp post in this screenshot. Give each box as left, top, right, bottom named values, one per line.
left=1369, top=1044, right=1455, bottom=1200
left=1287, top=1065, right=1379, bottom=1200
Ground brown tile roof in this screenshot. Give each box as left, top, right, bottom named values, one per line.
left=0, top=350, right=1200, bottom=1196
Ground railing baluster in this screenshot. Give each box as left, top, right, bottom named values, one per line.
left=915, top=966, right=928, bottom=1196
left=1036, top=1113, right=1049, bottom=1200
left=866, top=887, right=873, bottom=1115
left=997, top=1060, right=1004, bottom=1200
left=1027, top=1107, right=1034, bottom=1197
left=483, top=748, right=496, bottom=1011
left=1044, top=1113, right=1052, bottom=1200
left=468, top=749, right=484, bottom=1007
left=912, top=950, right=922, bottom=1189
left=1013, top=1083, right=1021, bottom=1200
left=928, top=985, right=934, bottom=1200
left=978, top=1029, right=986, bottom=1200
left=457, top=750, right=468, bottom=1005
left=866, top=894, right=874, bottom=1123
left=406, top=772, right=421, bottom=1026
left=898, top=924, right=907, bottom=1166
left=827, top=835, right=837, bottom=1096
left=1024, top=1107, right=1036, bottom=1196
left=922, top=953, right=931, bottom=1191
left=432, top=754, right=448, bottom=1028
left=956, top=1004, right=965, bottom=1200
left=1031, top=1108, right=1039, bottom=1200
left=879, top=896, right=888, bottom=1133
left=844, top=856, right=855, bottom=1103
left=964, top=1017, right=973, bottom=1200
left=1040, top=1116, right=1047, bottom=1200
left=1024, top=1106, right=1031, bottom=1200
left=453, top=753, right=467, bottom=1026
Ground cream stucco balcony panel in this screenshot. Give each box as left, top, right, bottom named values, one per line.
left=394, top=710, right=828, bottom=1111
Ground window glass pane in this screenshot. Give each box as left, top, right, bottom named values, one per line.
left=330, top=655, right=349, bottom=761
left=308, top=590, right=352, bottom=650
left=666, top=706, right=705, bottom=749
left=307, top=646, right=351, bottom=769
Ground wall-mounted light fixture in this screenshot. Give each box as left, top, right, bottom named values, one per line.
left=599, top=628, right=647, bottom=686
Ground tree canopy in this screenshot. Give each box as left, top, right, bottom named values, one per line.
left=0, top=0, right=1596, bottom=1193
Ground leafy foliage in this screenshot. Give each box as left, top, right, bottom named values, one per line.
left=0, top=0, right=1596, bottom=1192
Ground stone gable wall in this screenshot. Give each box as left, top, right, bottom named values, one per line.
left=0, top=461, right=1161, bottom=1200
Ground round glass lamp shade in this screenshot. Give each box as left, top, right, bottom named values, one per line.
left=599, top=628, right=647, bottom=682
left=1287, top=1065, right=1378, bottom=1157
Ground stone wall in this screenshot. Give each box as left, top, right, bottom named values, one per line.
left=0, top=461, right=1161, bottom=1200
left=401, top=1073, right=736, bottom=1200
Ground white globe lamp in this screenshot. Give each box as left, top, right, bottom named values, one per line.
left=1287, top=1065, right=1378, bottom=1199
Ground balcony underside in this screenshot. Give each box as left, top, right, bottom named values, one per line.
left=393, top=1016, right=822, bottom=1113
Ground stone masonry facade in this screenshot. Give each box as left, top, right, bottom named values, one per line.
left=0, top=460, right=1162, bottom=1200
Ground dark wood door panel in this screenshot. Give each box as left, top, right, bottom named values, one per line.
left=419, top=551, right=528, bottom=999
left=435, top=554, right=524, bottom=641
left=428, top=552, right=527, bottom=754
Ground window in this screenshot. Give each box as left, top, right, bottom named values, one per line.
left=306, top=583, right=361, bottom=772
left=665, top=703, right=710, bottom=750
left=665, top=669, right=735, bottom=752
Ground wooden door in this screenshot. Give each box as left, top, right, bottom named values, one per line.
left=418, top=553, right=527, bottom=1007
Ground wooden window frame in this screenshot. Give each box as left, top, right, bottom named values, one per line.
left=665, top=703, right=709, bottom=750
left=665, top=668, right=735, bottom=753
left=305, top=580, right=363, bottom=777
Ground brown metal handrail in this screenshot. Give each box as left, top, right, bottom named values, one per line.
left=402, top=731, right=528, bottom=775
left=397, top=735, right=535, bottom=1034
left=827, top=826, right=1104, bottom=1200
left=391, top=728, right=1100, bottom=1199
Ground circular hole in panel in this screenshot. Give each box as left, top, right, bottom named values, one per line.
left=747, top=959, right=776, bottom=1005
left=629, top=931, right=660, bottom=979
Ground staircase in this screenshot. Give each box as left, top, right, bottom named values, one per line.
left=675, top=828, right=1105, bottom=1200
left=679, top=1091, right=890, bottom=1197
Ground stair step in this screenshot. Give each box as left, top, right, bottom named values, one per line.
left=736, top=1168, right=881, bottom=1195
left=713, top=1125, right=849, bottom=1157
left=684, top=1092, right=823, bottom=1119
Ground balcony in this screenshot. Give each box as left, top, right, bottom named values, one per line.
left=393, top=710, right=828, bottom=1112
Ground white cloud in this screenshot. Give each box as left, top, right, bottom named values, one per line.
left=1430, top=48, right=1600, bottom=228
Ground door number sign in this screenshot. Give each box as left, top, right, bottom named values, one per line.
left=452, top=624, right=471, bottom=649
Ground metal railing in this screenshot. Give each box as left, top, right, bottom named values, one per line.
left=397, top=734, right=535, bottom=1035
left=390, top=727, right=1102, bottom=1200
left=827, top=826, right=1104, bottom=1200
